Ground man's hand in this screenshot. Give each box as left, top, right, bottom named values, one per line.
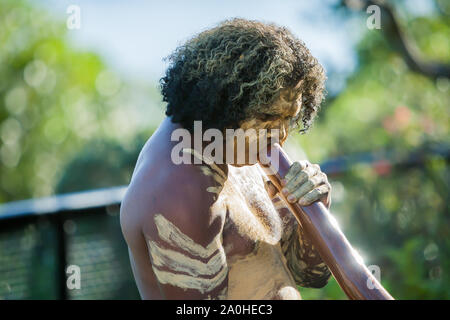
left=280, top=161, right=331, bottom=209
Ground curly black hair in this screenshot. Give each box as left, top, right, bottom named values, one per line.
left=160, top=18, right=326, bottom=133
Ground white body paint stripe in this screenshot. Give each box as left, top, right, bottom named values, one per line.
left=154, top=214, right=224, bottom=259
left=200, top=166, right=226, bottom=185
left=206, top=186, right=223, bottom=194
left=148, top=240, right=226, bottom=276
left=182, top=148, right=227, bottom=180
left=152, top=263, right=228, bottom=294
left=151, top=214, right=228, bottom=294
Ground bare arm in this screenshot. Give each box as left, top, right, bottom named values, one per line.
left=264, top=165, right=332, bottom=288
left=121, top=161, right=228, bottom=299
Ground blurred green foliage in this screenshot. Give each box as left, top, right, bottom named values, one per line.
left=297, top=5, right=449, bottom=300
left=0, top=0, right=162, bottom=202
left=0, top=0, right=448, bottom=299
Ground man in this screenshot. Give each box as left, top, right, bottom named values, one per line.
left=120, top=18, right=332, bottom=300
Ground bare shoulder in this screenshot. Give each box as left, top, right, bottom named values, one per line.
left=119, top=152, right=229, bottom=298
left=120, top=154, right=223, bottom=248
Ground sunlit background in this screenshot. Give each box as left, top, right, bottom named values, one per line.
left=0, top=0, right=448, bottom=299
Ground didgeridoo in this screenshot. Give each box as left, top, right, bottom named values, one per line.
left=258, top=143, right=394, bottom=300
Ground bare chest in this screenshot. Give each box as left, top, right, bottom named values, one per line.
left=209, top=165, right=300, bottom=299
left=210, top=165, right=283, bottom=261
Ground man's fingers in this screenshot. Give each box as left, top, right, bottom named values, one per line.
left=281, top=161, right=305, bottom=185
left=280, top=159, right=331, bottom=206
left=298, top=184, right=330, bottom=206
left=286, top=173, right=321, bottom=203
left=282, top=164, right=318, bottom=196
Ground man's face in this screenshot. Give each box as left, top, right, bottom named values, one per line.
left=227, top=83, right=303, bottom=167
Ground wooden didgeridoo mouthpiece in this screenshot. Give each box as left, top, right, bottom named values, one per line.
left=258, top=143, right=394, bottom=300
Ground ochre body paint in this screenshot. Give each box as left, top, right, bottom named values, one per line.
left=147, top=148, right=327, bottom=299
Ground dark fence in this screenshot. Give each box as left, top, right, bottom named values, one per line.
left=0, top=186, right=140, bottom=300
